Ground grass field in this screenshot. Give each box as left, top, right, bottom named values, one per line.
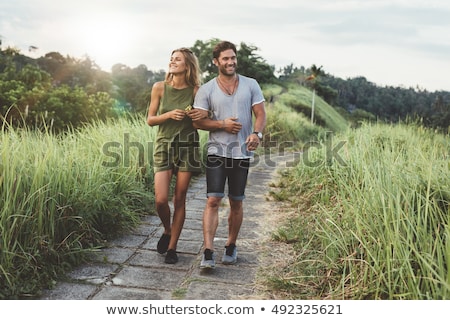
left=0, top=116, right=157, bottom=298
left=265, top=122, right=450, bottom=299
left=4, top=82, right=447, bottom=299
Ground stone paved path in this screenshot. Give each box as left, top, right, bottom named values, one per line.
left=40, top=153, right=294, bottom=300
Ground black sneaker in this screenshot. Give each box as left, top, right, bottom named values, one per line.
left=165, top=249, right=178, bottom=264
left=157, top=234, right=170, bottom=254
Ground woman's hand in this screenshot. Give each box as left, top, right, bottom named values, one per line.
left=186, top=108, right=208, bottom=121
left=170, top=109, right=187, bottom=121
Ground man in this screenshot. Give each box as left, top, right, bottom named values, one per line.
left=193, top=40, right=266, bottom=268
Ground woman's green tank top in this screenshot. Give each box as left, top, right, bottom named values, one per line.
left=155, top=83, right=199, bottom=145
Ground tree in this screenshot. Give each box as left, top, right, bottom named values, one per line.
left=191, top=38, right=221, bottom=81
left=190, top=39, right=276, bottom=83
left=235, top=42, right=276, bottom=84
left=0, top=48, right=117, bottom=130
left=111, top=63, right=164, bottom=113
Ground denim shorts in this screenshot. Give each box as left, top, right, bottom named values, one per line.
left=205, top=155, right=250, bottom=201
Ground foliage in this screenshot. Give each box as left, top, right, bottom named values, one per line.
left=2, top=39, right=448, bottom=133
left=191, top=38, right=222, bottom=81
left=111, top=63, right=165, bottom=114
left=191, top=38, right=277, bottom=84
left=1, top=48, right=116, bottom=131
left=279, top=64, right=450, bottom=133
left=0, top=116, right=155, bottom=298
left=261, top=83, right=348, bottom=159
left=280, top=64, right=339, bottom=107
left=274, top=83, right=348, bottom=133
left=322, top=75, right=450, bottom=132
left=268, top=123, right=450, bottom=299
left=1, top=36, right=449, bottom=299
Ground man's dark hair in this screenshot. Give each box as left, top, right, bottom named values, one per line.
left=212, top=41, right=237, bottom=60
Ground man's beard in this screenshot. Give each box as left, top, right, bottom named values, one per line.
left=219, top=64, right=236, bottom=76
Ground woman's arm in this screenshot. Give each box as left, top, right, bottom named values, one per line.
left=186, top=85, right=208, bottom=121
left=146, top=82, right=188, bottom=126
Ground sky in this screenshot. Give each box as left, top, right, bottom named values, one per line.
left=1, top=0, right=449, bottom=92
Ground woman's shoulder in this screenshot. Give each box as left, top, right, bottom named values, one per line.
left=153, top=81, right=165, bottom=89
left=152, top=81, right=166, bottom=96
left=193, top=85, right=200, bottom=95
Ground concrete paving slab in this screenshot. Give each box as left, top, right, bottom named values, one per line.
left=108, top=234, right=148, bottom=248
left=179, top=228, right=204, bottom=242
left=41, top=282, right=97, bottom=300
left=131, top=223, right=159, bottom=236
left=111, top=265, right=186, bottom=290
left=175, top=239, right=203, bottom=254
left=184, top=281, right=254, bottom=300
left=66, top=263, right=118, bottom=284
left=194, top=265, right=256, bottom=285
left=182, top=218, right=203, bottom=230
left=128, top=249, right=196, bottom=271
left=93, top=285, right=172, bottom=300
left=88, top=247, right=135, bottom=264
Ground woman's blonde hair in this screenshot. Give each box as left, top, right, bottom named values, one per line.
left=165, top=48, right=201, bottom=87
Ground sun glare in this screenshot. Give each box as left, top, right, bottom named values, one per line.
left=69, top=15, right=134, bottom=70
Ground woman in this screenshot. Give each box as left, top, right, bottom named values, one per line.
left=147, top=48, right=206, bottom=264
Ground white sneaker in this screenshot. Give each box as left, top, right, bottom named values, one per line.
left=200, top=249, right=216, bottom=269
left=222, top=244, right=237, bottom=265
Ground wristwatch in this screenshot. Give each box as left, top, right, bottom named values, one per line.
left=253, top=131, right=263, bottom=140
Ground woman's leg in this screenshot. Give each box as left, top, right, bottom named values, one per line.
left=154, top=170, right=173, bottom=234
left=168, top=170, right=192, bottom=251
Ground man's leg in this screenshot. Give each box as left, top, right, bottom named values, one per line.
left=226, top=199, right=243, bottom=246
left=201, top=156, right=226, bottom=268
left=203, top=196, right=221, bottom=251
left=225, top=158, right=249, bottom=246
left=221, top=158, right=249, bottom=264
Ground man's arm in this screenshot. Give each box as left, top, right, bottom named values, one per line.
left=244, top=102, right=266, bottom=151
left=252, top=102, right=266, bottom=133
left=192, top=117, right=224, bottom=131
left=193, top=117, right=243, bottom=133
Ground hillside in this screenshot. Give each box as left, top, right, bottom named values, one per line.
left=262, top=83, right=348, bottom=145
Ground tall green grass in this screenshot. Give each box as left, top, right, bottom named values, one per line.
left=270, top=123, right=450, bottom=299
left=0, top=115, right=156, bottom=298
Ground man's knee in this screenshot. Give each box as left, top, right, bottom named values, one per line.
left=229, top=199, right=243, bottom=211
left=206, top=196, right=222, bottom=210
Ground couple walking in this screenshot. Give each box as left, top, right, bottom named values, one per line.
left=146, top=40, right=266, bottom=268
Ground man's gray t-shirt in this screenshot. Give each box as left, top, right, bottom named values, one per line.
left=193, top=74, right=265, bottom=159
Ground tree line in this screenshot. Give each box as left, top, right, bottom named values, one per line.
left=278, top=64, right=450, bottom=132
left=1, top=38, right=449, bottom=133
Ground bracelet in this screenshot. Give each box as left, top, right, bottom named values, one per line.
left=221, top=120, right=225, bottom=129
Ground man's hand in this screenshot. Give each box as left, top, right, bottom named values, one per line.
left=223, top=117, right=242, bottom=134
left=245, top=133, right=260, bottom=151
